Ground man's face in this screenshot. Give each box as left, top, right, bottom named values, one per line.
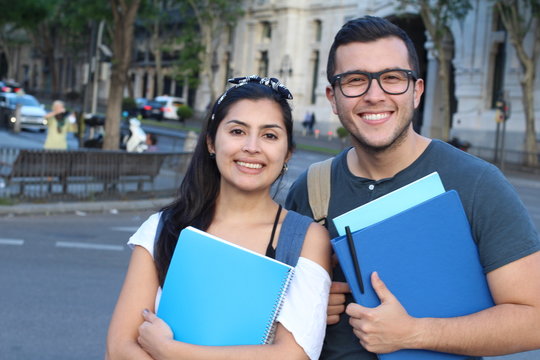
left=326, top=37, right=424, bottom=152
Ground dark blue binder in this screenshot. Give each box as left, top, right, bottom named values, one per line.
left=331, top=190, right=495, bottom=360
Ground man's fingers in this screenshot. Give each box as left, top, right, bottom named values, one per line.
left=330, top=281, right=350, bottom=294
left=371, top=272, right=396, bottom=303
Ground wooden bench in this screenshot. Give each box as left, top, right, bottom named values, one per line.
left=0, top=149, right=188, bottom=195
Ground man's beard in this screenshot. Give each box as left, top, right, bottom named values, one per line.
left=350, top=116, right=413, bottom=155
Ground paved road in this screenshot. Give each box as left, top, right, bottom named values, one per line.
left=1, top=209, right=539, bottom=360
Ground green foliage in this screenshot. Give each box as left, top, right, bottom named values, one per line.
left=172, top=0, right=244, bottom=88
left=396, top=0, right=472, bottom=41
left=336, top=126, right=349, bottom=139
left=122, top=97, right=137, bottom=110
left=176, top=104, right=194, bottom=120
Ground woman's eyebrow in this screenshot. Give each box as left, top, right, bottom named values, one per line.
left=225, top=119, right=284, bottom=130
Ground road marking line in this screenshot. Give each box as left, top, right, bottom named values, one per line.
left=0, top=239, right=24, bottom=246
left=55, top=241, right=124, bottom=251
left=110, top=226, right=139, bottom=232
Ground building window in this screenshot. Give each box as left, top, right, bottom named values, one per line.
left=261, top=21, right=272, bottom=41
left=490, top=13, right=507, bottom=108
left=258, top=51, right=269, bottom=77
left=314, top=20, right=322, bottom=42
left=311, top=51, right=319, bottom=104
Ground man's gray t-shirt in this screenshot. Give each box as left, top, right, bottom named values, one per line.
left=285, top=139, right=540, bottom=360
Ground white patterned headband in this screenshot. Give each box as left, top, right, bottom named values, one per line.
left=211, top=75, right=293, bottom=121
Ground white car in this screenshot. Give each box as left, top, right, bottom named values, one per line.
left=0, top=93, right=47, bottom=131
left=154, top=96, right=185, bottom=121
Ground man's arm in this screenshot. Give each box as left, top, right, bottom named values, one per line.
left=346, top=251, right=540, bottom=356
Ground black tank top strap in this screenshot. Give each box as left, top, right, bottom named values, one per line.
left=265, top=204, right=282, bottom=258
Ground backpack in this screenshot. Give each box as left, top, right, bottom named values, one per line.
left=306, top=157, right=334, bottom=226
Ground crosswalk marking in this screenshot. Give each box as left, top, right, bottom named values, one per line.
left=55, top=241, right=124, bottom=251
left=110, top=226, right=139, bottom=232
left=0, top=239, right=24, bottom=246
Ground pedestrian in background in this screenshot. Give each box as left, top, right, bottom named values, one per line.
left=106, top=75, right=331, bottom=360
left=286, top=15, right=540, bottom=359
left=44, top=100, right=70, bottom=150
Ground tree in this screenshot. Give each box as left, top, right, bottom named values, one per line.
left=102, top=0, right=141, bottom=150
left=174, top=0, right=243, bottom=106
left=397, top=0, right=472, bottom=141
left=0, top=0, right=48, bottom=81
left=494, top=0, right=539, bottom=167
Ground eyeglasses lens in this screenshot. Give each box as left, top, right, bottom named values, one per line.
left=339, top=70, right=411, bottom=97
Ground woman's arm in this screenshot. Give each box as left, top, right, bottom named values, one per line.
left=138, top=311, right=308, bottom=360
left=298, top=222, right=332, bottom=274
left=106, top=246, right=160, bottom=360
left=136, top=222, right=332, bottom=360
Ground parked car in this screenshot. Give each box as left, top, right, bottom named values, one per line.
left=139, top=99, right=164, bottom=120
left=0, top=80, right=23, bottom=94
left=0, top=93, right=47, bottom=131
left=154, top=95, right=185, bottom=121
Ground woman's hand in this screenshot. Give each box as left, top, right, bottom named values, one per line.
left=138, top=309, right=174, bottom=360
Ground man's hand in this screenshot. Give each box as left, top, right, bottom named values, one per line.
left=346, top=272, right=420, bottom=354
left=327, top=281, right=350, bottom=325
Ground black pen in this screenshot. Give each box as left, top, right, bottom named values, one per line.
left=345, top=226, right=364, bottom=294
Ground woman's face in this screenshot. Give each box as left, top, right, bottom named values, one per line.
left=208, top=98, right=291, bottom=194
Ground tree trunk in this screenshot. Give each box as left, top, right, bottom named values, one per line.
left=419, top=2, right=452, bottom=141
left=496, top=1, right=539, bottom=166
left=103, top=0, right=140, bottom=150
left=521, top=64, right=538, bottom=166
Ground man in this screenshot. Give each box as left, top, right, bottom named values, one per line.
left=286, top=16, right=540, bottom=360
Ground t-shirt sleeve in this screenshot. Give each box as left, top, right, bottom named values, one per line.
left=471, top=165, right=540, bottom=273
left=127, top=212, right=161, bottom=258
left=284, top=171, right=314, bottom=218
left=277, top=257, right=331, bottom=360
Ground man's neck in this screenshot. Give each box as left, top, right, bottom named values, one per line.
left=347, top=133, right=431, bottom=180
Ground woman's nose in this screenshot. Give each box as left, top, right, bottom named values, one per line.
left=242, top=135, right=260, bottom=153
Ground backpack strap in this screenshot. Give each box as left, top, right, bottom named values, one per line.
left=307, top=157, right=334, bottom=225
left=275, top=211, right=313, bottom=267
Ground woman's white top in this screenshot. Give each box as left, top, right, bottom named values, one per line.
left=128, top=213, right=331, bottom=359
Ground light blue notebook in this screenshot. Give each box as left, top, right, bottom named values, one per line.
left=157, top=226, right=294, bottom=346
left=333, top=172, right=445, bottom=236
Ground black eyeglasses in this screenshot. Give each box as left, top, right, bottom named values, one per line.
left=331, top=69, right=418, bottom=98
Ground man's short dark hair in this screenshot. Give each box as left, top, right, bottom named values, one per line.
left=326, top=16, right=420, bottom=83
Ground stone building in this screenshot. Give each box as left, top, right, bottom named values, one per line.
left=216, top=0, right=538, bottom=160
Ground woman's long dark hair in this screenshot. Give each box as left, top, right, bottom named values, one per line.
left=154, top=79, right=294, bottom=286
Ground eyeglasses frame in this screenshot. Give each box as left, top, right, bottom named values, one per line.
left=331, top=69, right=418, bottom=98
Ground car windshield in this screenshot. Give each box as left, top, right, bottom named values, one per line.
left=9, top=96, right=40, bottom=107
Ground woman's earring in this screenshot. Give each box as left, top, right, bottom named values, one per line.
left=209, top=152, right=216, bottom=159
left=282, top=162, right=288, bottom=173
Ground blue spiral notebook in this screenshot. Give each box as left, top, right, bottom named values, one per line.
left=331, top=190, right=494, bottom=360
left=157, top=226, right=294, bottom=346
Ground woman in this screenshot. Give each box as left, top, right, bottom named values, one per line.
left=106, top=76, right=332, bottom=360
left=44, top=100, right=70, bottom=150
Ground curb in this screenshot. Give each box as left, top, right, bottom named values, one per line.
left=0, top=197, right=174, bottom=216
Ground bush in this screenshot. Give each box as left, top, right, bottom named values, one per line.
left=336, top=126, right=349, bottom=139
left=122, top=97, right=137, bottom=111
left=177, top=104, right=194, bottom=122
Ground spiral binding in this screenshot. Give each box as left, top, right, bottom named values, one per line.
left=261, top=267, right=296, bottom=344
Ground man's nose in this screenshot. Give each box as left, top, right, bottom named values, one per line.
left=362, top=78, right=386, bottom=102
